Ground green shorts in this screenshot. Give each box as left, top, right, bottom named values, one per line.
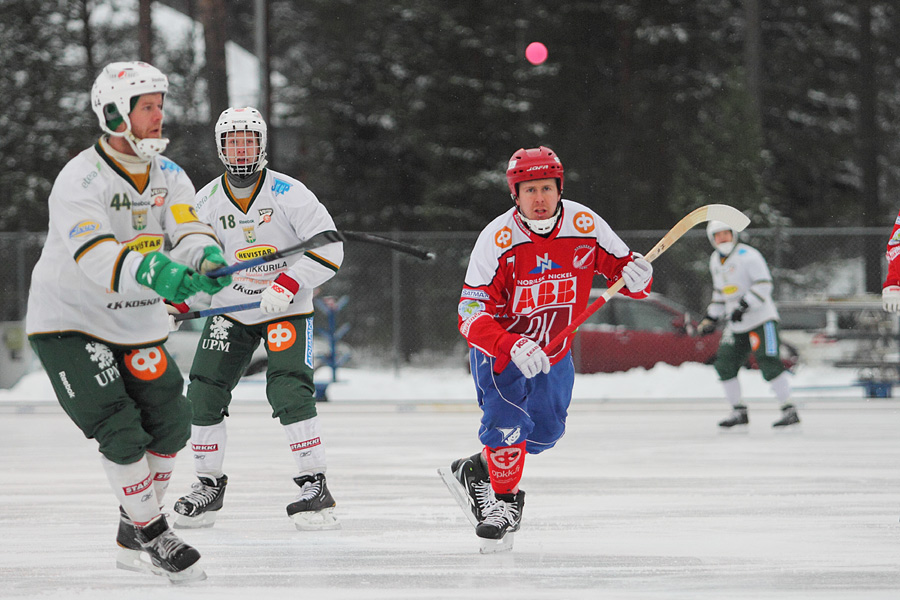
left=187, top=314, right=317, bottom=426
left=714, top=320, right=786, bottom=382
left=29, top=333, right=191, bottom=464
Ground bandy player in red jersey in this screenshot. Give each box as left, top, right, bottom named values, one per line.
left=439, top=146, right=653, bottom=552
left=881, top=212, right=900, bottom=313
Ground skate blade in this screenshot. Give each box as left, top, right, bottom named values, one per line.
left=437, top=467, right=479, bottom=528
left=173, top=511, right=218, bottom=529
left=291, top=507, right=341, bottom=531
left=478, top=532, right=514, bottom=554
left=116, top=548, right=207, bottom=584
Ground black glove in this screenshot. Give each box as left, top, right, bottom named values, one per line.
left=697, top=316, right=718, bottom=336
left=730, top=299, right=750, bottom=322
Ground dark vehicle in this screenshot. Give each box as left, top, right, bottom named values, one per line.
left=571, top=290, right=798, bottom=374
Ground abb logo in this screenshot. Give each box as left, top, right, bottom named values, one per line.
left=512, top=277, right=576, bottom=314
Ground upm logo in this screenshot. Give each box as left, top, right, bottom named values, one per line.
left=123, top=474, right=153, bottom=496
left=267, top=322, right=296, bottom=351
left=513, top=277, right=576, bottom=314
left=124, top=347, right=167, bottom=380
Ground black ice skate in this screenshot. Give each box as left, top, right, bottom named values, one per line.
left=117, top=513, right=206, bottom=583
left=718, top=405, right=749, bottom=428
left=475, top=490, right=525, bottom=554
left=438, top=452, right=496, bottom=527
left=773, top=403, right=800, bottom=428
left=173, top=474, right=228, bottom=529
left=286, top=473, right=340, bottom=530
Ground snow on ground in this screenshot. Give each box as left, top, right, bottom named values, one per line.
left=2, top=363, right=898, bottom=599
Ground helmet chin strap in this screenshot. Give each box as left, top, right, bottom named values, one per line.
left=518, top=203, right=561, bottom=235
left=124, top=130, right=169, bottom=161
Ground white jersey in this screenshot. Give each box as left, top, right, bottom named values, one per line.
left=194, top=169, right=343, bottom=324
left=26, top=139, right=219, bottom=345
left=706, top=243, right=779, bottom=334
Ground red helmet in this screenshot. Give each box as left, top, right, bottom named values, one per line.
left=506, top=146, right=564, bottom=198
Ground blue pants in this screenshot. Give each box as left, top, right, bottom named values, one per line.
left=470, top=347, right=575, bottom=455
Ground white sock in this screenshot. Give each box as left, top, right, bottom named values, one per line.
left=190, top=422, right=227, bottom=479
left=283, top=416, right=327, bottom=478
left=145, top=450, right=176, bottom=505
left=769, top=371, right=792, bottom=404
left=722, top=378, right=742, bottom=407
left=100, top=455, right=160, bottom=526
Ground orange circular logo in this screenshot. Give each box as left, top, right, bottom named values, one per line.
left=267, top=321, right=296, bottom=352
left=124, top=347, right=167, bottom=380
left=495, top=227, right=512, bottom=249
left=749, top=331, right=761, bottom=352
left=573, top=212, right=595, bottom=234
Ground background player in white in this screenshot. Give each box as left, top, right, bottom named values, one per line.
left=25, top=61, right=231, bottom=583
left=440, top=146, right=653, bottom=552
left=172, top=107, right=344, bottom=531
left=696, top=221, right=799, bottom=428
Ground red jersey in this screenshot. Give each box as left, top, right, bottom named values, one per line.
left=458, top=199, right=650, bottom=372
left=884, top=211, right=900, bottom=287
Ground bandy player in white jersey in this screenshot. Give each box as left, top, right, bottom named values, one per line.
left=439, top=146, right=654, bottom=552
left=171, top=107, right=344, bottom=532
left=26, top=62, right=234, bottom=583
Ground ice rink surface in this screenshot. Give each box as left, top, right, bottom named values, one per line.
left=1, top=367, right=899, bottom=599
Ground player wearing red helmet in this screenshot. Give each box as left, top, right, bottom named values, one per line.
left=440, top=146, right=654, bottom=553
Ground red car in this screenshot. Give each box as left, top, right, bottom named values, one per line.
left=571, top=290, right=798, bottom=374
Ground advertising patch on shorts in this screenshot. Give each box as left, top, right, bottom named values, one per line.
left=267, top=321, right=296, bottom=352
left=124, top=346, right=168, bottom=380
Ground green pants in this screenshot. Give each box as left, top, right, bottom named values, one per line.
left=187, top=314, right=317, bottom=426
left=29, top=334, right=191, bottom=464
left=714, top=321, right=786, bottom=382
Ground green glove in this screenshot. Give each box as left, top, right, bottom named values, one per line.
left=193, top=245, right=232, bottom=295
left=135, top=251, right=200, bottom=303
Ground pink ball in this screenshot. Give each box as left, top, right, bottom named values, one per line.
left=525, top=42, right=548, bottom=65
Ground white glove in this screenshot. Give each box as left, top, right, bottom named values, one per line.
left=165, top=301, right=189, bottom=332
left=883, top=285, right=900, bottom=313
left=622, top=252, right=652, bottom=293
left=259, top=274, right=299, bottom=314
left=509, top=337, right=551, bottom=378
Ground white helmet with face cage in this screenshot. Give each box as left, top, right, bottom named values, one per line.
left=90, top=62, right=169, bottom=160
left=215, top=107, right=268, bottom=177
left=706, top=220, right=738, bottom=256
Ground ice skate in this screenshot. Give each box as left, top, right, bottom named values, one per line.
left=437, top=452, right=495, bottom=528
left=718, top=405, right=749, bottom=428
left=476, top=490, right=525, bottom=554
left=173, top=474, right=228, bottom=529
left=117, top=513, right=206, bottom=584
left=286, top=473, right=340, bottom=531
left=773, top=403, right=800, bottom=428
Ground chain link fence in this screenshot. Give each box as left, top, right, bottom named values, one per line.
left=1, top=228, right=891, bottom=374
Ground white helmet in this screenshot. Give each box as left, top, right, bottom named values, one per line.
left=215, top=107, right=268, bottom=177
left=91, top=62, right=169, bottom=160
left=706, top=220, right=738, bottom=256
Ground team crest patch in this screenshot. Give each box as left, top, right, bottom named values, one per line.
left=243, top=226, right=257, bottom=243
left=124, top=347, right=168, bottom=380
left=132, top=206, right=148, bottom=231
left=258, top=208, right=274, bottom=224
